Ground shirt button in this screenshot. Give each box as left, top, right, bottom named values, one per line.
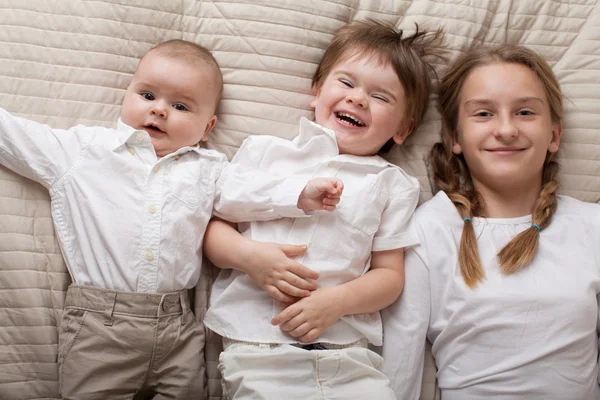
left=136, top=132, right=145, bottom=142
left=145, top=250, right=154, bottom=261
left=174, top=155, right=181, bottom=161
left=148, top=204, right=157, bottom=214
left=153, top=165, right=160, bottom=173
left=328, top=161, right=335, bottom=167
left=128, top=147, right=135, bottom=155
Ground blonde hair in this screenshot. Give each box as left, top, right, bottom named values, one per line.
left=141, top=39, right=223, bottom=107
left=431, top=44, right=563, bottom=287
left=312, top=19, right=444, bottom=152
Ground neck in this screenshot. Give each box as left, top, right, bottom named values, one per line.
left=472, top=179, right=542, bottom=218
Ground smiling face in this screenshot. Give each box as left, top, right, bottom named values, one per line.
left=120, top=51, right=218, bottom=157
left=310, top=54, right=413, bottom=156
left=453, top=62, right=561, bottom=194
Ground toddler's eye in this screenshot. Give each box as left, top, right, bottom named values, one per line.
left=141, top=92, right=154, bottom=101
left=173, top=104, right=189, bottom=112
left=475, top=111, right=492, bottom=117
left=373, top=95, right=389, bottom=103
left=518, top=110, right=534, bottom=116
left=339, top=79, right=353, bottom=88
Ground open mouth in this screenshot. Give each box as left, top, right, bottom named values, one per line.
left=143, top=124, right=165, bottom=134
left=335, top=112, right=365, bottom=127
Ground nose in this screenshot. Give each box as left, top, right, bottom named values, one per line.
left=345, top=89, right=367, bottom=108
left=150, top=101, right=168, bottom=118
left=493, top=114, right=518, bottom=139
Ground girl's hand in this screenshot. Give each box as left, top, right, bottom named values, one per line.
left=245, top=241, right=319, bottom=303
left=271, top=287, right=344, bottom=343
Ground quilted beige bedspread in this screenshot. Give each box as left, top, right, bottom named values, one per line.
left=1, top=1, right=599, bottom=399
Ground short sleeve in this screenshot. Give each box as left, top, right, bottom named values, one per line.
left=372, top=168, right=420, bottom=252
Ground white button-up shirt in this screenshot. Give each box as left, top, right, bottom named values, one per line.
left=205, top=118, right=420, bottom=346
left=381, top=192, right=600, bottom=400
left=0, top=108, right=307, bottom=293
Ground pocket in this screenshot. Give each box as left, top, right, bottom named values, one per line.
left=58, top=309, right=88, bottom=370
left=336, top=178, right=384, bottom=236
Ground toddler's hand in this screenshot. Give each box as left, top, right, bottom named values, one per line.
left=246, top=241, right=319, bottom=303
left=271, top=287, right=344, bottom=343
left=297, top=178, right=344, bottom=213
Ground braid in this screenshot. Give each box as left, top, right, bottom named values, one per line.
left=498, top=157, right=560, bottom=273
left=431, top=143, right=485, bottom=287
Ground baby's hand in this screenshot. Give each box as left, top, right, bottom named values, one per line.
left=297, top=178, right=344, bottom=212
left=271, top=287, right=344, bottom=343
left=246, top=241, right=320, bottom=303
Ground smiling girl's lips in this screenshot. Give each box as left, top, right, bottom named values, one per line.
left=485, top=148, right=526, bottom=156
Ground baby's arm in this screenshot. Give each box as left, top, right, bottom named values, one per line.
left=204, top=218, right=320, bottom=302
left=0, top=107, right=89, bottom=187
left=271, top=248, right=404, bottom=343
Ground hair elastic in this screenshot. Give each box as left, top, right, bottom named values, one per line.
left=531, top=223, right=541, bottom=231
left=463, top=217, right=472, bottom=222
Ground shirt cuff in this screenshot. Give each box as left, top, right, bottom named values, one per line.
left=272, top=177, right=310, bottom=218
left=372, top=230, right=419, bottom=252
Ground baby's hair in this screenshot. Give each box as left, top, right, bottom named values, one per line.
left=312, top=19, right=445, bottom=152
left=142, top=39, right=223, bottom=106
left=431, top=44, right=563, bottom=287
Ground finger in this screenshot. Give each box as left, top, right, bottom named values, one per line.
left=287, top=264, right=320, bottom=281
left=322, top=197, right=340, bottom=207
left=283, top=271, right=318, bottom=291
left=278, top=243, right=308, bottom=258
left=322, top=204, right=336, bottom=212
left=286, top=322, right=312, bottom=338
left=271, top=304, right=302, bottom=326
left=266, top=286, right=295, bottom=304
left=279, top=314, right=307, bottom=332
left=298, top=329, right=321, bottom=343
left=276, top=280, right=311, bottom=298
left=331, top=179, right=344, bottom=194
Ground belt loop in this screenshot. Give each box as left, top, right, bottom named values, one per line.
left=103, top=291, right=117, bottom=326
left=180, top=291, right=188, bottom=326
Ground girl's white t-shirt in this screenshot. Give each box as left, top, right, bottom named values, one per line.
left=382, top=191, right=600, bottom=400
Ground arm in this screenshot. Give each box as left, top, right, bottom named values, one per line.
left=0, top=108, right=87, bottom=187
left=271, top=248, right=404, bottom=342
left=203, top=218, right=320, bottom=302
left=380, top=248, right=431, bottom=399
left=212, top=135, right=342, bottom=222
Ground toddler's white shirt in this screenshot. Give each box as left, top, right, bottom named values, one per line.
left=0, top=108, right=307, bottom=292
left=205, top=118, right=420, bottom=346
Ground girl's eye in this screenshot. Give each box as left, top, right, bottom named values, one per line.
left=518, top=110, right=534, bottom=116
left=475, top=111, right=492, bottom=117
left=373, top=95, right=389, bottom=103
left=339, top=79, right=353, bottom=88
left=141, top=92, right=154, bottom=101
left=173, top=104, right=188, bottom=112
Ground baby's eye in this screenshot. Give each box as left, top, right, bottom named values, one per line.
left=372, top=94, right=389, bottom=103
left=141, top=92, right=154, bottom=101
left=173, top=104, right=189, bottom=112
left=339, top=79, right=353, bottom=88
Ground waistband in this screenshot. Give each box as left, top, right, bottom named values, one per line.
left=222, top=337, right=368, bottom=351
left=64, top=285, right=190, bottom=321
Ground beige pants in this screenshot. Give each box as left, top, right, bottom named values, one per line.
left=219, top=339, right=396, bottom=400
left=58, top=285, right=206, bottom=400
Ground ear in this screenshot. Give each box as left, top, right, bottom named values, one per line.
left=200, top=115, right=217, bottom=142
left=451, top=131, right=463, bottom=155
left=392, top=119, right=414, bottom=145
left=309, top=84, right=321, bottom=109
left=547, top=122, right=562, bottom=153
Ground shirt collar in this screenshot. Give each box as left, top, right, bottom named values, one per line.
left=298, top=117, right=398, bottom=169
left=113, top=119, right=203, bottom=159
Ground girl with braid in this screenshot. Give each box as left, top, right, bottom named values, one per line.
left=381, top=44, right=600, bottom=400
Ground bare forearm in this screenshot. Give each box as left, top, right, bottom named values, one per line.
left=203, top=219, right=252, bottom=273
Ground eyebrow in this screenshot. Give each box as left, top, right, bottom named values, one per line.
left=335, top=70, right=398, bottom=102
left=464, top=97, right=545, bottom=108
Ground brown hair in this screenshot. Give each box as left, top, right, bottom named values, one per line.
left=312, top=19, right=444, bottom=153
left=142, top=39, right=223, bottom=108
left=431, top=44, right=563, bottom=287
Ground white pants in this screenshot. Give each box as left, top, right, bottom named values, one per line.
left=219, top=339, right=396, bottom=400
